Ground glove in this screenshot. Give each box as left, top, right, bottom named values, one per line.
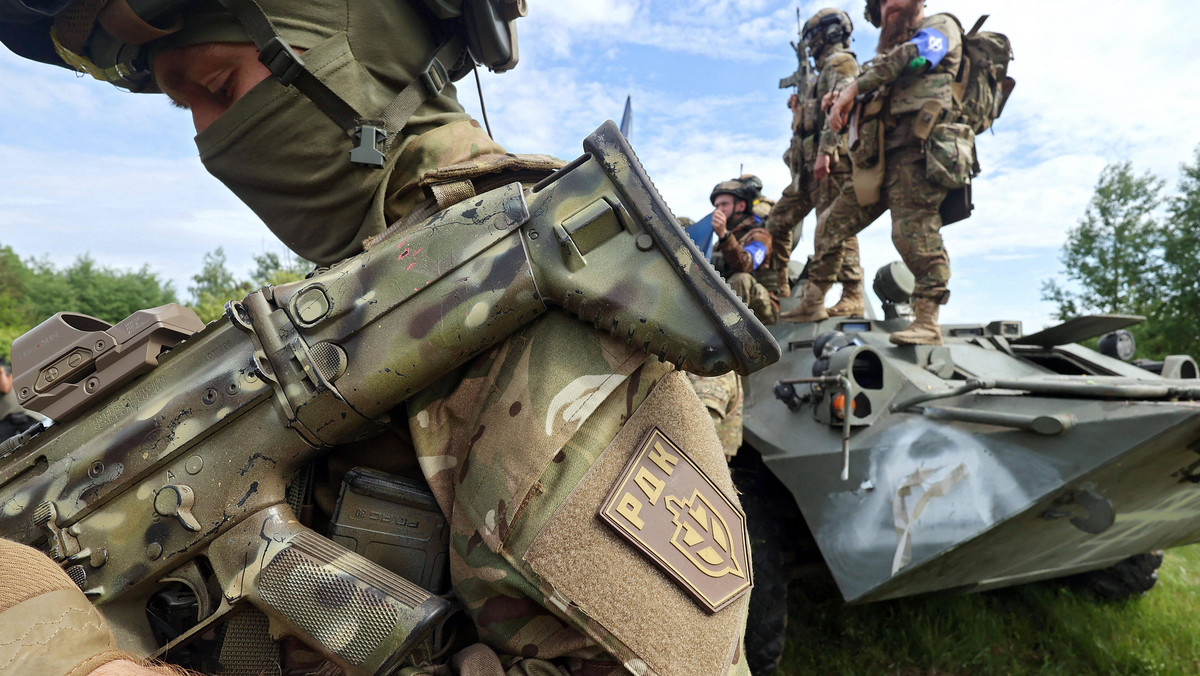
left=0, top=538, right=127, bottom=676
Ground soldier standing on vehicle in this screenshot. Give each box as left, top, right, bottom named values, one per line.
left=794, top=0, right=969, bottom=344
left=0, top=1, right=752, bottom=674
left=711, top=178, right=778, bottom=325
left=769, top=8, right=864, bottom=314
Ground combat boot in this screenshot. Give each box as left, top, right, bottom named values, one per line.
left=780, top=280, right=831, bottom=323
left=827, top=281, right=864, bottom=317
left=889, top=298, right=943, bottom=345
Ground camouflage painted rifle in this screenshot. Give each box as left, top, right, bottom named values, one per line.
left=0, top=121, right=779, bottom=675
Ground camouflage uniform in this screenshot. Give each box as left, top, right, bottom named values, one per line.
left=769, top=46, right=862, bottom=298
left=686, top=372, right=743, bottom=459
left=0, top=0, right=754, bottom=674
left=809, top=14, right=963, bottom=306
left=715, top=212, right=778, bottom=325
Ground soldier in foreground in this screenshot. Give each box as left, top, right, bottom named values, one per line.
left=799, top=0, right=970, bottom=344
left=771, top=8, right=864, bottom=320
left=711, top=178, right=778, bottom=325
left=0, top=1, right=754, bottom=674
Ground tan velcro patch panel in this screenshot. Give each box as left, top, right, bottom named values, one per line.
left=599, top=427, right=751, bottom=613
left=522, top=371, right=749, bottom=676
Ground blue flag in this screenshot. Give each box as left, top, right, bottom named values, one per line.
left=684, top=213, right=715, bottom=260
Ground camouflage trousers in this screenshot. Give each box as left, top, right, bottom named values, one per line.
left=686, top=371, right=744, bottom=459
left=768, top=171, right=862, bottom=296
left=729, top=272, right=778, bottom=325
left=810, top=147, right=951, bottom=302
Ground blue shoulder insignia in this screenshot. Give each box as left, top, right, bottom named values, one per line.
left=909, top=27, right=949, bottom=69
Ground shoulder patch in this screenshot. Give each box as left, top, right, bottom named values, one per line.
left=598, top=427, right=752, bottom=613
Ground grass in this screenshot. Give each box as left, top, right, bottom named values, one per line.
left=776, top=545, right=1200, bottom=675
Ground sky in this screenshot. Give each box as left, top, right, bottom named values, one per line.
left=1, top=0, right=1199, bottom=332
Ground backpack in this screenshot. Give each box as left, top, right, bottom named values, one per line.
left=950, top=15, right=1016, bottom=134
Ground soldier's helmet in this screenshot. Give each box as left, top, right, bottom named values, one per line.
left=803, top=8, right=853, bottom=55
left=0, top=0, right=528, bottom=265
left=0, top=0, right=523, bottom=91
left=864, top=0, right=882, bottom=28
left=737, top=174, right=764, bottom=201
left=710, top=179, right=754, bottom=208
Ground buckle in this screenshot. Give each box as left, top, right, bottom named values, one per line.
left=420, top=57, right=449, bottom=97
left=258, top=37, right=306, bottom=86
left=350, top=125, right=387, bottom=168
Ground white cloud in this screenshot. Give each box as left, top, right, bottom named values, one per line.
left=2, top=0, right=1199, bottom=335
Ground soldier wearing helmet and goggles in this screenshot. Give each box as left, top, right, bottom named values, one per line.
left=0, top=1, right=756, bottom=675
left=794, top=0, right=970, bottom=345
left=768, top=7, right=865, bottom=319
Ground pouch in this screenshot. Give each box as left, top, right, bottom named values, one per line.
left=925, top=122, right=976, bottom=189
left=850, top=101, right=885, bottom=206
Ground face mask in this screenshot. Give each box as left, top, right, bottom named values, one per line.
left=196, top=34, right=393, bottom=265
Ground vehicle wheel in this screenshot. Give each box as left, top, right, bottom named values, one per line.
left=1063, top=551, right=1164, bottom=602
left=732, top=458, right=795, bottom=675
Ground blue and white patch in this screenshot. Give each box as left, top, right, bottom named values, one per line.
left=909, top=28, right=949, bottom=69
left=744, top=241, right=767, bottom=270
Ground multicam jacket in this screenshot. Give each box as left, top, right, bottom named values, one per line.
left=787, top=46, right=860, bottom=181
left=856, top=13, right=964, bottom=150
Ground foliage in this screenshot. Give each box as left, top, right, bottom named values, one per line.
left=1155, top=153, right=1200, bottom=359
left=1043, top=148, right=1200, bottom=359
left=0, top=243, right=311, bottom=359
left=0, top=246, right=178, bottom=361
left=188, top=248, right=311, bottom=323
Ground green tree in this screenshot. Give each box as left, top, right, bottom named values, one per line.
left=60, top=255, right=177, bottom=324
left=0, top=246, right=35, bottom=331
left=186, top=248, right=313, bottom=322
left=188, top=247, right=251, bottom=322
left=1042, top=162, right=1165, bottom=320
left=251, top=251, right=311, bottom=287
left=0, top=246, right=177, bottom=360
left=1155, top=146, right=1200, bottom=358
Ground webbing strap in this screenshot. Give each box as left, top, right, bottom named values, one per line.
left=216, top=0, right=470, bottom=168
left=374, top=36, right=467, bottom=153
left=967, top=15, right=989, bottom=37
left=216, top=0, right=361, bottom=133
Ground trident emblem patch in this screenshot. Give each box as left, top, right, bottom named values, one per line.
left=599, top=427, right=752, bottom=613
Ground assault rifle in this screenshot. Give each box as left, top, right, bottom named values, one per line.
left=778, top=8, right=812, bottom=92
left=0, top=121, right=779, bottom=675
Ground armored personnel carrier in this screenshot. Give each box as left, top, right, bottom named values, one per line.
left=736, top=262, right=1200, bottom=672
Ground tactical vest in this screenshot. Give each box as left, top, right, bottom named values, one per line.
left=794, top=49, right=857, bottom=177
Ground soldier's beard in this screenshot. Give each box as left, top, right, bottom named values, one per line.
left=877, top=5, right=920, bottom=53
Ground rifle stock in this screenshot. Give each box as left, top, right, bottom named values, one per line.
left=0, top=121, right=779, bottom=673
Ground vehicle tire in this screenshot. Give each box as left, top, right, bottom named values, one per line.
left=1063, top=551, right=1164, bottom=602
left=731, top=458, right=794, bottom=675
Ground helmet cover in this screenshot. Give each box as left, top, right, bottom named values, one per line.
left=710, top=179, right=753, bottom=206
left=803, top=8, right=853, bottom=55
left=864, top=0, right=881, bottom=28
